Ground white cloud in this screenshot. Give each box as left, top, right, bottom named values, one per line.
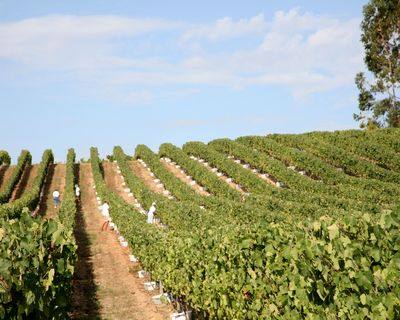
left=0, top=15, right=180, bottom=68
left=271, top=8, right=336, bottom=33
left=221, top=9, right=363, bottom=96
left=181, top=14, right=267, bottom=42
left=0, top=9, right=363, bottom=102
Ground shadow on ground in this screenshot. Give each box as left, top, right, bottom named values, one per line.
left=37, top=164, right=54, bottom=215
left=12, top=165, right=32, bottom=200
left=0, top=165, right=9, bottom=188
left=70, top=164, right=101, bottom=320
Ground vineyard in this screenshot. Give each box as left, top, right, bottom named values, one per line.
left=0, top=128, right=399, bottom=319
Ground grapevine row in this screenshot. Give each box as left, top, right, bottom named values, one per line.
left=0, top=149, right=77, bottom=318
left=269, top=133, right=400, bottom=184
left=308, top=130, right=400, bottom=171
left=236, top=136, right=397, bottom=206
left=0, top=150, right=31, bottom=204
left=0, top=150, right=53, bottom=218
left=0, top=151, right=10, bottom=166
left=208, top=138, right=381, bottom=213
left=99, top=146, right=400, bottom=318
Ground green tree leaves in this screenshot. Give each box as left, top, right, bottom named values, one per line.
left=355, top=0, right=400, bottom=128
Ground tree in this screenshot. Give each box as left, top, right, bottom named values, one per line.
left=354, top=0, right=400, bottom=128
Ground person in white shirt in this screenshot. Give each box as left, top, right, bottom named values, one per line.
left=52, top=190, right=60, bottom=209
left=147, top=202, right=156, bottom=224
left=75, top=184, right=80, bottom=198
left=101, top=201, right=111, bottom=231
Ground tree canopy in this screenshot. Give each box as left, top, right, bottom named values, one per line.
left=355, top=0, right=400, bottom=128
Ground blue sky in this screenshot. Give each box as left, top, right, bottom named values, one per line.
left=0, top=0, right=368, bottom=162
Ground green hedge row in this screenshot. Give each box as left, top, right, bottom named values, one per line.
left=182, top=141, right=380, bottom=214
left=0, top=149, right=77, bottom=319
left=307, top=129, right=400, bottom=172
left=157, top=142, right=372, bottom=219
left=114, top=146, right=219, bottom=231
left=158, top=143, right=242, bottom=201
left=0, top=150, right=32, bottom=204
left=58, top=148, right=78, bottom=232
left=269, top=133, right=400, bottom=184
left=0, top=150, right=52, bottom=218
left=96, top=147, right=400, bottom=319
left=135, top=144, right=200, bottom=202
left=208, top=138, right=381, bottom=213
left=236, top=136, right=397, bottom=207
left=0, top=151, right=10, bottom=166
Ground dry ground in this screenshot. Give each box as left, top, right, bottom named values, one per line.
left=0, top=165, right=15, bottom=192
left=70, top=163, right=171, bottom=320
left=37, top=164, right=66, bottom=218
left=10, top=165, right=38, bottom=201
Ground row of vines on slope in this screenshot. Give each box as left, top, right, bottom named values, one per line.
left=0, top=149, right=77, bottom=319
left=0, top=150, right=52, bottom=218
left=181, top=141, right=381, bottom=216
left=269, top=133, right=400, bottom=184
left=208, top=139, right=381, bottom=213
left=307, top=129, right=400, bottom=172
left=117, top=146, right=270, bottom=231
left=0, top=150, right=31, bottom=204
left=133, top=145, right=340, bottom=226
left=157, top=143, right=372, bottom=220
left=101, top=146, right=400, bottom=319
left=159, top=143, right=241, bottom=201
left=0, top=151, right=10, bottom=166
left=236, top=136, right=398, bottom=207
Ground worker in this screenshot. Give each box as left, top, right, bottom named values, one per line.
left=75, top=184, right=81, bottom=198
left=147, top=202, right=156, bottom=224
left=101, top=201, right=111, bottom=231
left=75, top=184, right=80, bottom=198
left=52, top=190, right=60, bottom=209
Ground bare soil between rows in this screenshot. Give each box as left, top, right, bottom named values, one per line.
left=128, top=160, right=167, bottom=195
left=70, top=163, right=171, bottom=320
left=38, top=164, right=66, bottom=219
left=10, top=165, right=38, bottom=201
left=0, top=165, right=15, bottom=192
left=160, top=159, right=209, bottom=196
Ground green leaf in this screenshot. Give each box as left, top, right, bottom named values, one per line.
left=44, top=268, right=55, bottom=291
left=313, top=221, right=321, bottom=231
left=360, top=294, right=367, bottom=305
left=327, top=224, right=339, bottom=240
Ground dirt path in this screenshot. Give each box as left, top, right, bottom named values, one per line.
left=229, top=156, right=278, bottom=187
left=10, top=165, right=38, bottom=201
left=37, top=164, right=66, bottom=219
left=192, top=157, right=246, bottom=194
left=0, top=165, right=15, bottom=192
left=71, top=163, right=170, bottom=320
left=102, top=162, right=135, bottom=205
left=128, top=160, right=167, bottom=195
left=160, top=158, right=209, bottom=196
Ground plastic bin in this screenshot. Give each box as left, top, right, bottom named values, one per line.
left=129, top=255, right=138, bottom=262
left=144, top=281, right=157, bottom=291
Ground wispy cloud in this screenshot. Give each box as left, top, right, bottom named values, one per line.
left=180, top=14, right=267, bottom=42
left=0, top=9, right=363, bottom=104
left=0, top=15, right=181, bottom=68
left=165, top=115, right=266, bottom=129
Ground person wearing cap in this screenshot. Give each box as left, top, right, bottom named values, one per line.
left=52, top=190, right=60, bottom=209
left=147, top=202, right=156, bottom=224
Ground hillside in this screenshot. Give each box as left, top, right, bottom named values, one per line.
left=0, top=128, right=399, bottom=319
